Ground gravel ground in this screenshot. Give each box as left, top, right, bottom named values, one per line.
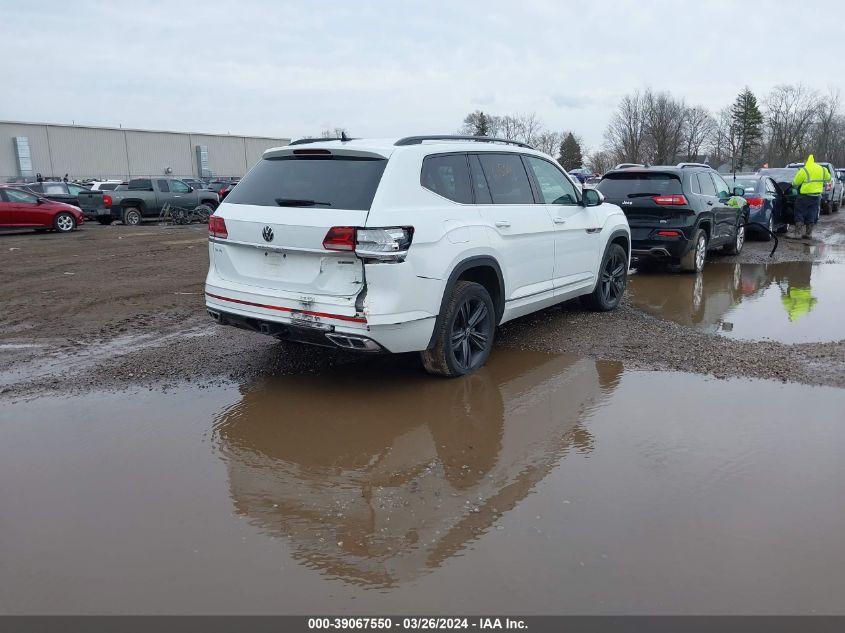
left=1, top=214, right=844, bottom=400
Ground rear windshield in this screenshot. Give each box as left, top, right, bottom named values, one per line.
left=723, top=176, right=760, bottom=193
left=596, top=172, right=683, bottom=197
left=759, top=168, right=797, bottom=183
left=225, top=155, right=387, bottom=210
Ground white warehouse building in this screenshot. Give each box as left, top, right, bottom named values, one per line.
left=0, top=120, right=290, bottom=182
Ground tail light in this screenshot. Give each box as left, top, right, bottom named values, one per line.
left=323, top=226, right=414, bottom=261
left=209, top=215, right=227, bottom=239
left=651, top=194, right=688, bottom=206
left=825, top=181, right=833, bottom=191
left=745, top=196, right=764, bottom=208
left=102, top=194, right=113, bottom=207
left=322, top=226, right=356, bottom=251
left=656, top=230, right=681, bottom=237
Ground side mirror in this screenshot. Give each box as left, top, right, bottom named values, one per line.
left=36, top=197, right=45, bottom=205
left=732, top=186, right=745, bottom=197
left=583, top=188, right=603, bottom=207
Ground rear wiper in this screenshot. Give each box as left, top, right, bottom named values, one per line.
left=275, top=198, right=332, bottom=207
left=627, top=192, right=662, bottom=198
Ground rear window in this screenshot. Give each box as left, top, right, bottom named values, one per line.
left=596, top=172, right=683, bottom=198
left=225, top=155, right=387, bottom=210
left=421, top=154, right=472, bottom=204
left=127, top=179, right=152, bottom=190
left=723, top=177, right=760, bottom=193
left=759, top=168, right=797, bottom=183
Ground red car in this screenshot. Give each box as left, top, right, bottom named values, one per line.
left=0, top=186, right=84, bottom=233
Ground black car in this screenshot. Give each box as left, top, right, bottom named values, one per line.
left=596, top=164, right=747, bottom=273
left=22, top=181, right=91, bottom=206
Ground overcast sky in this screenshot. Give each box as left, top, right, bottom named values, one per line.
left=2, top=0, right=841, bottom=150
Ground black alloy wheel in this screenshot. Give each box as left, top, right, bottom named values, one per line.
left=449, top=295, right=492, bottom=373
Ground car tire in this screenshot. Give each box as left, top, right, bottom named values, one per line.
left=581, top=243, right=628, bottom=311
left=53, top=212, right=76, bottom=233
left=723, top=217, right=746, bottom=255
left=421, top=280, right=496, bottom=378
left=204, top=200, right=218, bottom=211
left=97, top=217, right=113, bottom=225
left=680, top=229, right=707, bottom=273
left=122, top=207, right=142, bottom=226
left=821, top=201, right=830, bottom=216
left=833, top=200, right=840, bottom=213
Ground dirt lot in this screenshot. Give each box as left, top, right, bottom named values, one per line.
left=2, top=214, right=844, bottom=399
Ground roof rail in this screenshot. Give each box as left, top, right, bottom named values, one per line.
left=394, top=135, right=534, bottom=149
left=676, top=162, right=711, bottom=169
left=614, top=163, right=645, bottom=170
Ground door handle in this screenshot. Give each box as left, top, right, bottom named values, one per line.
left=494, top=220, right=511, bottom=228
left=706, top=200, right=714, bottom=206
left=552, top=217, right=566, bottom=224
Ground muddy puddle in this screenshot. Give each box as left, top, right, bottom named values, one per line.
left=2, top=349, right=845, bottom=614
left=629, top=262, right=845, bottom=343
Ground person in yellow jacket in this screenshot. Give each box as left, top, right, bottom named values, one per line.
left=790, top=154, right=831, bottom=239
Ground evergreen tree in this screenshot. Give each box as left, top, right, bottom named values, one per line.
left=730, top=87, right=764, bottom=170
left=461, top=110, right=493, bottom=136
left=558, top=132, right=583, bottom=171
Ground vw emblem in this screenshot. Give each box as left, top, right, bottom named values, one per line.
left=262, top=226, right=274, bottom=242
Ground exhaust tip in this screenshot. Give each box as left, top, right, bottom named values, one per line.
left=326, top=333, right=381, bottom=352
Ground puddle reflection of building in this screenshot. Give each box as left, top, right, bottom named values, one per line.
left=212, top=351, right=622, bottom=588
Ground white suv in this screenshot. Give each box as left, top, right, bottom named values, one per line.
left=205, top=135, right=630, bottom=376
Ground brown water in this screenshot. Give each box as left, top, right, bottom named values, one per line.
left=1, top=350, right=845, bottom=614
left=628, top=262, right=845, bottom=343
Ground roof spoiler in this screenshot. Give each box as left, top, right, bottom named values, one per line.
left=289, top=132, right=355, bottom=146
left=394, top=135, right=534, bottom=149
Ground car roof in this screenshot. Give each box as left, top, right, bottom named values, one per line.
left=263, top=137, right=555, bottom=161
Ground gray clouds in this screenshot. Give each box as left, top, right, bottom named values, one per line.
left=1, top=0, right=840, bottom=149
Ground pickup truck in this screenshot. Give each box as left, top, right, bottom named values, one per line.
left=77, top=177, right=219, bottom=225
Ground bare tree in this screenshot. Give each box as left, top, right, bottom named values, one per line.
left=534, top=130, right=564, bottom=159
left=604, top=91, right=647, bottom=164
left=498, top=113, right=544, bottom=145
left=682, top=105, right=715, bottom=162
left=811, top=89, right=841, bottom=161
left=642, top=89, right=687, bottom=164
left=763, top=84, right=819, bottom=165
left=711, top=106, right=741, bottom=172
left=586, top=149, right=616, bottom=175
left=320, top=127, right=348, bottom=138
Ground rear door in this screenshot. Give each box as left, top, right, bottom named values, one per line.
left=522, top=155, right=598, bottom=287
left=212, top=150, right=387, bottom=299
left=472, top=153, right=555, bottom=301
left=710, top=172, right=738, bottom=242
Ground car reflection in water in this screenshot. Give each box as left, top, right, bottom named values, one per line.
left=212, top=350, right=622, bottom=588
left=628, top=262, right=841, bottom=342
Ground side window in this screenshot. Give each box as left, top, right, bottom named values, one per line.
left=67, top=184, right=86, bottom=195
left=477, top=153, right=535, bottom=204
left=128, top=179, right=152, bottom=190
left=765, top=179, right=777, bottom=194
left=689, top=173, right=701, bottom=194
left=43, top=183, right=67, bottom=195
left=468, top=155, right=492, bottom=204
left=420, top=154, right=472, bottom=204
left=711, top=173, right=730, bottom=199
left=5, top=189, right=39, bottom=204
left=697, top=173, right=717, bottom=197
left=523, top=156, right=579, bottom=205
left=157, top=179, right=171, bottom=193
left=170, top=180, right=191, bottom=193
